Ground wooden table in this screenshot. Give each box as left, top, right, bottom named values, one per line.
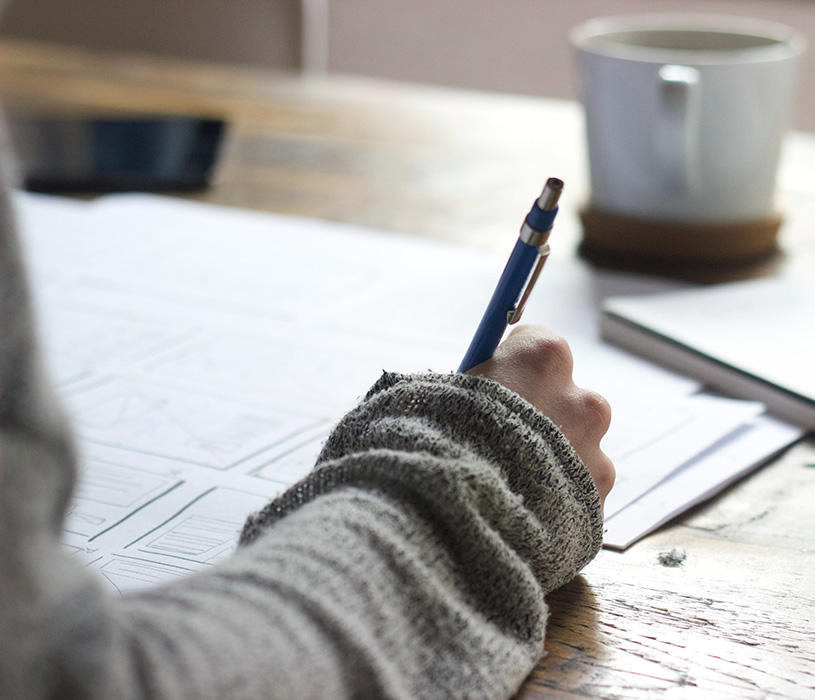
left=1, top=39, right=812, bottom=699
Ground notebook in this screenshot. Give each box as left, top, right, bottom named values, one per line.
left=601, top=276, right=815, bottom=430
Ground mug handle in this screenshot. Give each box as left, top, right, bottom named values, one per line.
left=656, top=65, right=701, bottom=192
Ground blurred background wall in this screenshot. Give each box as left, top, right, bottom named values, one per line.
left=1, top=0, right=813, bottom=130
left=0, top=0, right=304, bottom=69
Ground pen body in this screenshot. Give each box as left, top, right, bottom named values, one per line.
left=457, top=238, right=539, bottom=373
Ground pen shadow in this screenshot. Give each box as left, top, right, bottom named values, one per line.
left=515, top=575, right=606, bottom=696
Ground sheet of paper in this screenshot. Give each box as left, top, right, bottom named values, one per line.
left=603, top=415, right=803, bottom=549
left=602, top=395, right=766, bottom=520
left=13, top=191, right=799, bottom=590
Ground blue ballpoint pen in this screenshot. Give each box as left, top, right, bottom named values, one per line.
left=457, top=177, right=563, bottom=373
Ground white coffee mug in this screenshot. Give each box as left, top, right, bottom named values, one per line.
left=571, top=14, right=806, bottom=224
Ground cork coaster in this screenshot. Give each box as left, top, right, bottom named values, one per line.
left=578, top=206, right=784, bottom=283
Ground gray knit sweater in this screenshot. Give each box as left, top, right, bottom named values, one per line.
left=0, top=167, right=603, bottom=698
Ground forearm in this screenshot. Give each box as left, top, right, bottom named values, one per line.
left=2, top=359, right=602, bottom=700
left=232, top=371, right=603, bottom=699
left=116, top=483, right=542, bottom=700
left=246, top=371, right=603, bottom=590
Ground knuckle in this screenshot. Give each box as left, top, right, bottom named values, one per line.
left=515, top=331, right=574, bottom=378
left=596, top=453, right=616, bottom=496
left=574, top=387, right=612, bottom=435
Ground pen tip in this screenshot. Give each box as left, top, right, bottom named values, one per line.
left=538, top=177, right=564, bottom=210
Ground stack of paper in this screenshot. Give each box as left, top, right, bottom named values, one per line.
left=15, top=192, right=801, bottom=591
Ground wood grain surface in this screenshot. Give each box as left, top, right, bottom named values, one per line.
left=0, top=39, right=812, bottom=700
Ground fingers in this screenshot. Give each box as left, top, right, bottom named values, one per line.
left=466, top=325, right=615, bottom=503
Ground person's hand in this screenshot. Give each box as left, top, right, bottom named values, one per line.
left=466, top=325, right=615, bottom=504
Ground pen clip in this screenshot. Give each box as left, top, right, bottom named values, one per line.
left=507, top=245, right=550, bottom=324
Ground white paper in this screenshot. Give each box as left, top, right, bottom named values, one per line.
left=603, top=414, right=803, bottom=549
left=12, top=191, right=800, bottom=589
left=603, top=276, right=815, bottom=401
left=602, top=395, right=766, bottom=520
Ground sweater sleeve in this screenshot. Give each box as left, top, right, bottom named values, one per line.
left=115, top=371, right=601, bottom=700
left=243, top=370, right=603, bottom=596
left=106, top=372, right=603, bottom=700
left=2, top=370, right=603, bottom=700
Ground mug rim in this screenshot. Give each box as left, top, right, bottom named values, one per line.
left=570, top=13, right=807, bottom=64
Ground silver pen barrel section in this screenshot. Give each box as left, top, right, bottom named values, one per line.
left=520, top=177, right=563, bottom=247
left=537, top=177, right=564, bottom=211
